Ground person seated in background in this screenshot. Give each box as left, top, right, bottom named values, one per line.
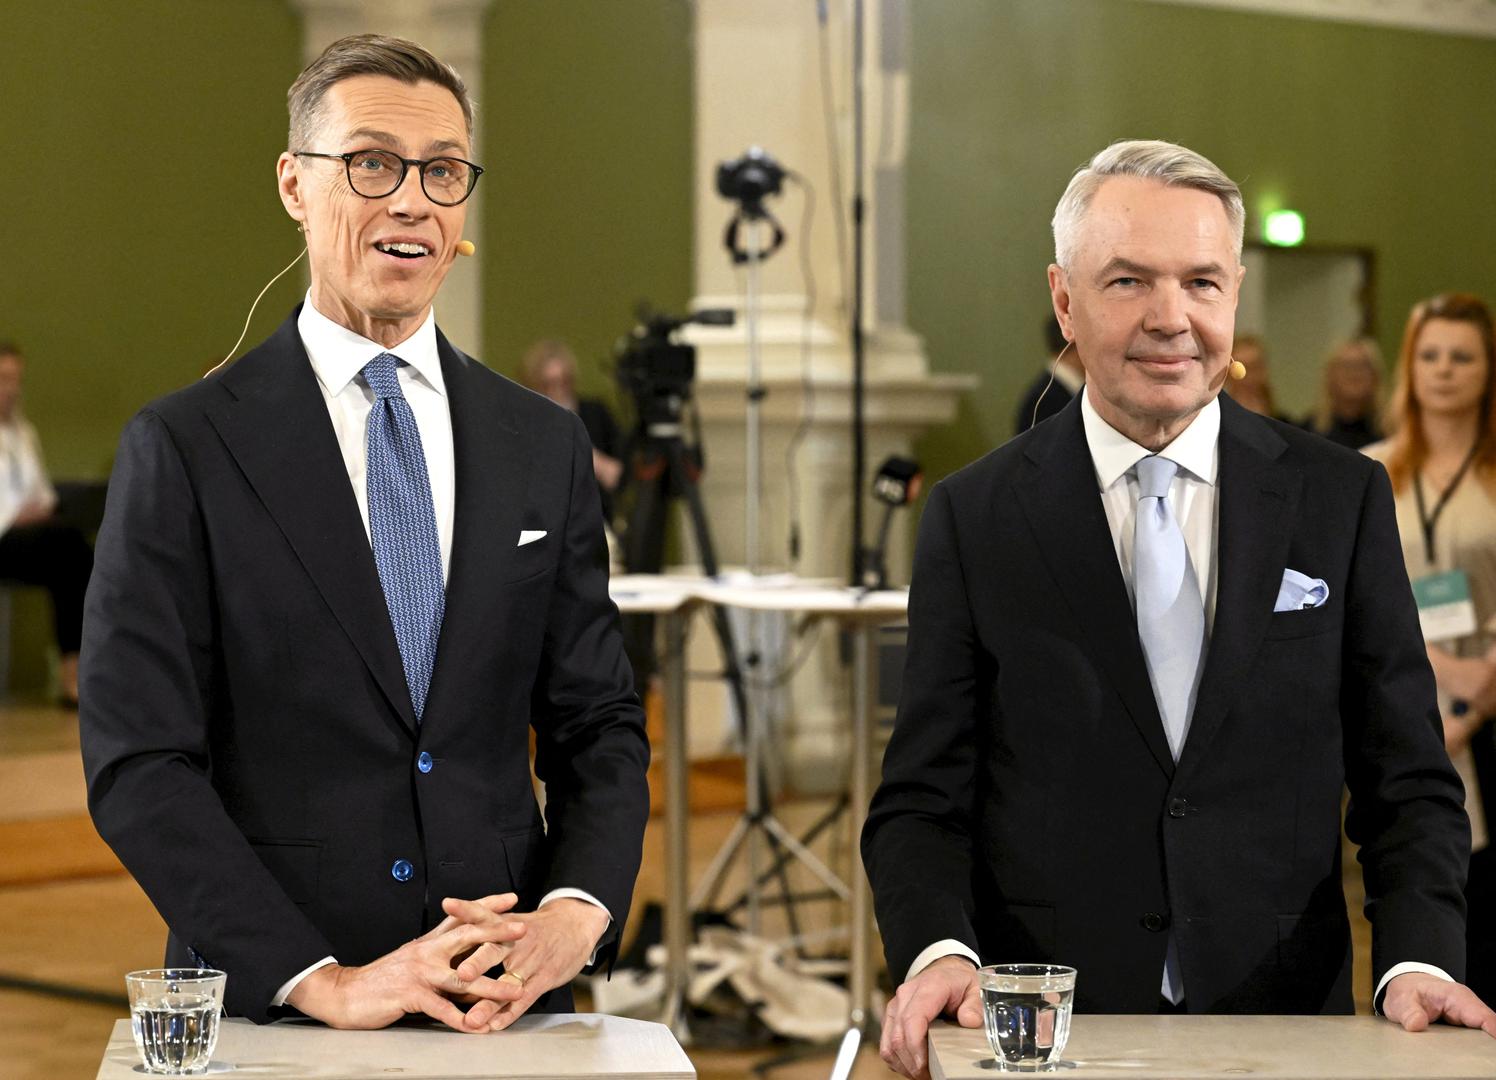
left=1307, top=336, right=1383, bottom=449
left=1363, top=293, right=1496, bottom=1003
left=0, top=341, right=92, bottom=706
left=522, top=339, right=625, bottom=523
left=1014, top=316, right=1083, bottom=433
left=1225, top=333, right=1292, bottom=421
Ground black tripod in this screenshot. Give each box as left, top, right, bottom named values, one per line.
left=616, top=315, right=819, bottom=953
left=621, top=417, right=746, bottom=726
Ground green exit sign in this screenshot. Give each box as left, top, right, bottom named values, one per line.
left=1263, top=209, right=1305, bottom=246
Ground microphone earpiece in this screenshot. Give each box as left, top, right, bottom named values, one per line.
left=455, top=240, right=476, bottom=257
left=1228, top=358, right=1247, bottom=381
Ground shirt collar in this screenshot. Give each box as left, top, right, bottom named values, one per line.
left=1080, top=388, right=1220, bottom=491
left=297, top=292, right=446, bottom=398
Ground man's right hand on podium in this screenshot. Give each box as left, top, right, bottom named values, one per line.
left=285, top=892, right=530, bottom=1032
left=880, top=955, right=982, bottom=1080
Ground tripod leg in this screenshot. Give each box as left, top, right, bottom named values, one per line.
left=722, top=795, right=851, bottom=909
left=666, top=441, right=749, bottom=713
left=622, top=444, right=672, bottom=685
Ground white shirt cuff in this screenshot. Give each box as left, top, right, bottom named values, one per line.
left=1373, top=962, right=1455, bottom=1014
left=905, top=939, right=981, bottom=984
left=538, top=888, right=613, bottom=967
left=271, top=955, right=337, bottom=1008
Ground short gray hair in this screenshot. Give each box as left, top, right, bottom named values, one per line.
left=287, top=34, right=474, bottom=152
left=1051, top=140, right=1244, bottom=270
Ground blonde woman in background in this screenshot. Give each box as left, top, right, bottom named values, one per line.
left=1364, top=292, right=1496, bottom=1000
left=1309, top=336, right=1383, bottom=450
left=1226, top=333, right=1292, bottom=422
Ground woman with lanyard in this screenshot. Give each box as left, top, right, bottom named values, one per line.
left=1364, top=292, right=1496, bottom=1001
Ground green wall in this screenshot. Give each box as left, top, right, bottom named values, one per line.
left=482, top=0, right=694, bottom=404
left=0, top=0, right=300, bottom=690
left=5, top=0, right=1495, bottom=685
left=0, top=0, right=302, bottom=479
left=907, top=0, right=1496, bottom=483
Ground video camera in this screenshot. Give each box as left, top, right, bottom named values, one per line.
left=614, top=305, right=734, bottom=431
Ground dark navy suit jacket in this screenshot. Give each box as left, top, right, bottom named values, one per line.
left=81, top=309, right=649, bottom=1021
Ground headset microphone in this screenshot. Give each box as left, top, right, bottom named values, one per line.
left=208, top=233, right=477, bottom=379
left=1030, top=339, right=1075, bottom=431
left=205, top=243, right=308, bottom=377
left=1228, top=357, right=1246, bottom=381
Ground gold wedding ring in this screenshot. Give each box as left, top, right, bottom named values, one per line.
left=499, top=971, right=526, bottom=988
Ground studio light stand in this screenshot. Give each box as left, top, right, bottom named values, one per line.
left=689, top=147, right=851, bottom=945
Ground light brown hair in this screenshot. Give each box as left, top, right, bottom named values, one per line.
left=520, top=339, right=578, bottom=391
left=1381, top=293, right=1496, bottom=493
left=287, top=34, right=474, bottom=151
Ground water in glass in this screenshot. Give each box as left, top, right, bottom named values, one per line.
left=125, top=968, right=226, bottom=1076
left=131, top=993, right=220, bottom=1074
left=978, top=964, right=1076, bottom=1071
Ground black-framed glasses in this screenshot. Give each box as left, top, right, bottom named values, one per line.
left=294, top=149, right=484, bottom=206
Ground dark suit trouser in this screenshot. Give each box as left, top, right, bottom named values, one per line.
left=0, top=520, right=92, bottom=653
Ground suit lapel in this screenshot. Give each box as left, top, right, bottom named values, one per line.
left=421, top=334, right=534, bottom=721
left=205, top=309, right=417, bottom=733
left=1016, top=401, right=1176, bottom=779
left=1177, top=397, right=1298, bottom=779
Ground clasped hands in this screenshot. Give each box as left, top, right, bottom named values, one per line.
left=879, top=959, right=1496, bottom=1080
left=285, top=892, right=609, bottom=1033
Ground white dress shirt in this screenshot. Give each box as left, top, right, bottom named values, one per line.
left=272, top=295, right=609, bottom=1008
left=907, top=390, right=1449, bottom=1010
left=0, top=415, right=56, bottom=534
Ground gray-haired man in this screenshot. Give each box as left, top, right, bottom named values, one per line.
left=862, top=139, right=1494, bottom=1079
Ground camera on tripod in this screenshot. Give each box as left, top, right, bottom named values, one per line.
left=614, top=306, right=734, bottom=432
left=716, top=146, right=785, bottom=217
left=716, top=146, right=787, bottom=264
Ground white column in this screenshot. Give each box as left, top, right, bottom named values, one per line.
left=290, top=0, right=492, bottom=357
left=687, top=0, right=975, bottom=788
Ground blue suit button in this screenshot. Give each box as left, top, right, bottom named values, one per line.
left=417, top=751, right=433, bottom=774
left=391, top=859, right=414, bottom=882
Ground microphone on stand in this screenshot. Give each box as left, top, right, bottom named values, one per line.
left=861, top=456, right=923, bottom=590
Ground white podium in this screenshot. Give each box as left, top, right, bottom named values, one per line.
left=96, top=1013, right=694, bottom=1079
left=928, top=1015, right=1496, bottom=1079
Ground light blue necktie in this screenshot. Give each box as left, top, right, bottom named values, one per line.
left=1133, top=454, right=1205, bottom=1006
left=364, top=352, right=445, bottom=721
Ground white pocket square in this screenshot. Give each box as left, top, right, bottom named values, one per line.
left=518, top=530, right=548, bottom=547
left=1275, top=568, right=1329, bottom=612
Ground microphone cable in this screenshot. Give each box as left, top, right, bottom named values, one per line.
left=205, top=246, right=308, bottom=378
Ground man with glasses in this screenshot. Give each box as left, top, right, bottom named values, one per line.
left=80, top=35, right=648, bottom=1033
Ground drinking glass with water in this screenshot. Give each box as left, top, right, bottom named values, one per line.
left=978, top=964, right=1076, bottom=1071
left=125, top=968, right=226, bottom=1075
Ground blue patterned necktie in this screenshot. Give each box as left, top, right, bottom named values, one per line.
left=1132, top=453, right=1205, bottom=1006
left=363, top=352, right=445, bottom=721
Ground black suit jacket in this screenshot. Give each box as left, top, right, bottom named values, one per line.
left=81, top=310, right=650, bottom=1021
left=862, top=394, right=1468, bottom=1014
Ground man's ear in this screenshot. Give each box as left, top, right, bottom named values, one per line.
left=1047, top=264, right=1075, bottom=342
left=276, top=153, right=307, bottom=226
